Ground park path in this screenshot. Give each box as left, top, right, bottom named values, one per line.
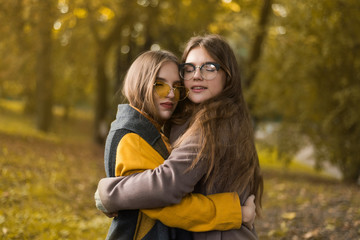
left=295, top=145, right=342, bottom=179
left=255, top=124, right=342, bottom=180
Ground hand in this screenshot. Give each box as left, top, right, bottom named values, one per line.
left=242, top=194, right=256, bottom=230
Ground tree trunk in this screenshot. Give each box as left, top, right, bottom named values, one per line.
left=35, top=1, right=54, bottom=132
left=89, top=1, right=137, bottom=144
left=94, top=48, right=109, bottom=143
left=245, top=0, right=273, bottom=88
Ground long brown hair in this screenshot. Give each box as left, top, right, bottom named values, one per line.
left=175, top=34, right=263, bottom=214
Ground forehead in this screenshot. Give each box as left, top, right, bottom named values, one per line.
left=185, top=46, right=215, bottom=63
left=157, top=61, right=180, bottom=82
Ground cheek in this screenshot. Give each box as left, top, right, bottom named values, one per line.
left=153, top=94, right=161, bottom=109
left=211, top=76, right=226, bottom=93
left=218, top=74, right=227, bottom=92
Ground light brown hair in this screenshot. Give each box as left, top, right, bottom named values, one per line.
left=175, top=34, right=263, bottom=214
left=122, top=50, right=179, bottom=123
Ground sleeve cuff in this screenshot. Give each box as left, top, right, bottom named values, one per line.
left=210, top=192, right=242, bottom=229
left=94, top=189, right=109, bottom=213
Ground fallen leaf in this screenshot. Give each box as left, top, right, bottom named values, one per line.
left=325, top=223, right=335, bottom=231
left=282, top=212, right=296, bottom=220
left=303, top=228, right=320, bottom=239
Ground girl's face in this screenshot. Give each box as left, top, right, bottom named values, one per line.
left=153, top=61, right=181, bottom=121
left=183, top=46, right=226, bottom=104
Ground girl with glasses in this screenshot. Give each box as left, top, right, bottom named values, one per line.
left=96, top=49, right=257, bottom=240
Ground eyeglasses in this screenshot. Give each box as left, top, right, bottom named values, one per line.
left=179, top=62, right=221, bottom=81
left=153, top=81, right=189, bottom=101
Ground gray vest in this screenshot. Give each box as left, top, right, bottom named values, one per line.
left=103, top=104, right=192, bottom=240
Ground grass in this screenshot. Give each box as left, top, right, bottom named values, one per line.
left=1, top=99, right=359, bottom=239
left=257, top=146, right=336, bottom=179
left=0, top=99, right=111, bottom=239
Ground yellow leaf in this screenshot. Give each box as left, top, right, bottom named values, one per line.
left=222, top=1, right=241, bottom=13
left=98, top=6, right=115, bottom=21
left=73, top=8, right=88, bottom=19
left=281, top=212, right=296, bottom=220
left=303, top=228, right=319, bottom=239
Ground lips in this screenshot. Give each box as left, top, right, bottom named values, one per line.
left=191, top=86, right=207, bottom=93
left=160, top=102, right=174, bottom=110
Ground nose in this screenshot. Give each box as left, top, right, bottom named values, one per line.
left=193, top=67, right=203, bottom=80
left=167, top=88, right=175, bottom=98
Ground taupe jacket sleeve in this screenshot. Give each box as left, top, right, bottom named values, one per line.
left=97, top=135, right=206, bottom=213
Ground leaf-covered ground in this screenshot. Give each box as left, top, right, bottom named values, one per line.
left=257, top=170, right=360, bottom=239
left=0, top=106, right=112, bottom=239
left=0, top=104, right=359, bottom=239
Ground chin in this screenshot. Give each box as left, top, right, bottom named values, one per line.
left=160, top=113, right=172, bottom=121
left=189, top=97, right=209, bottom=104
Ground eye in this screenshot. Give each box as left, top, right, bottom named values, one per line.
left=155, top=81, right=165, bottom=86
left=183, top=64, right=195, bottom=72
left=203, top=63, right=217, bottom=72
left=173, top=82, right=182, bottom=88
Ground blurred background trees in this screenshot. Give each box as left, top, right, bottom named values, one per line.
left=250, top=0, right=360, bottom=182
left=0, top=0, right=359, bottom=183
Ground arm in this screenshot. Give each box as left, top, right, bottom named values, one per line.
left=95, top=190, right=256, bottom=231
left=98, top=133, right=205, bottom=210
left=141, top=193, right=242, bottom=232
left=97, top=132, right=245, bottom=231
left=141, top=194, right=256, bottom=232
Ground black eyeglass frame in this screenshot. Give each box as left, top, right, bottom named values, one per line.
left=179, top=62, right=221, bottom=80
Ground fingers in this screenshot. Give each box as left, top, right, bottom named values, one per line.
left=243, top=194, right=256, bottom=230
left=244, top=194, right=256, bottom=207
left=244, top=221, right=254, bottom=230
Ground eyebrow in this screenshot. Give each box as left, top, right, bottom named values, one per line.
left=156, top=77, right=181, bottom=83
left=156, top=77, right=166, bottom=81
left=183, top=61, right=217, bottom=66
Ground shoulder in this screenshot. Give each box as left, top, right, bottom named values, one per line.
left=110, top=107, right=161, bottom=146
left=169, top=120, right=190, bottom=144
